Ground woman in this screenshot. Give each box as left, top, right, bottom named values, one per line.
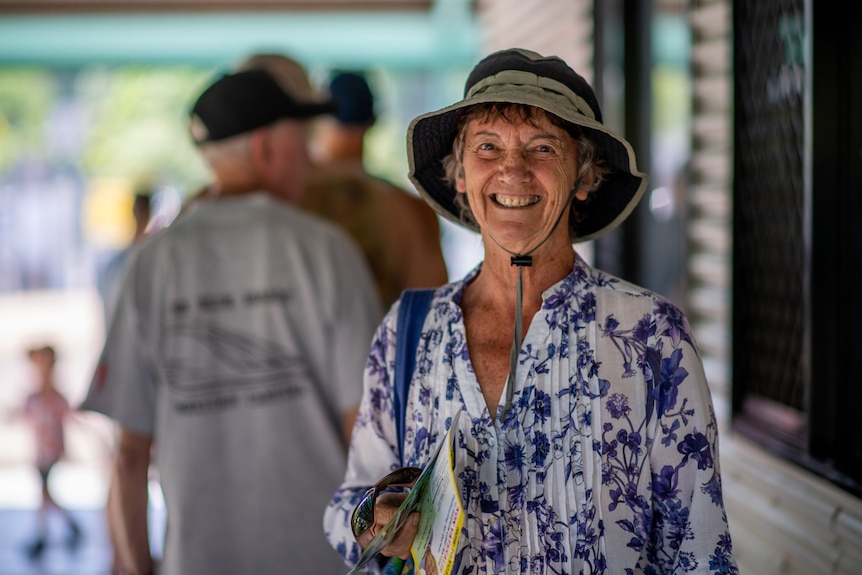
left=324, top=48, right=738, bottom=575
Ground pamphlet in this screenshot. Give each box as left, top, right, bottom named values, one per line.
left=347, top=408, right=464, bottom=575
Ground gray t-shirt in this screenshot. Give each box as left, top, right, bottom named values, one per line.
left=83, top=193, right=382, bottom=575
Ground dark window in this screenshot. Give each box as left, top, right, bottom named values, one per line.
left=732, top=0, right=862, bottom=496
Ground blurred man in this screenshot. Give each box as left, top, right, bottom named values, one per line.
left=240, top=55, right=449, bottom=309
left=96, top=191, right=151, bottom=327
left=81, top=62, right=382, bottom=575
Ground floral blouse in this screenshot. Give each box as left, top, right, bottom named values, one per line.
left=324, top=255, right=738, bottom=575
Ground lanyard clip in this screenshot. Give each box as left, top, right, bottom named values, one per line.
left=511, top=255, right=533, bottom=267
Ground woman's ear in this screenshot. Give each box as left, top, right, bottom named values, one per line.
left=455, top=171, right=467, bottom=194
left=574, top=172, right=595, bottom=201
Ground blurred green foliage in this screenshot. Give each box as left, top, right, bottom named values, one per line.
left=0, top=69, right=54, bottom=171
left=0, top=66, right=214, bottom=195
left=78, top=66, right=212, bottom=191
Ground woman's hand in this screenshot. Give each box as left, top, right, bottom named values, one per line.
left=355, top=491, right=421, bottom=560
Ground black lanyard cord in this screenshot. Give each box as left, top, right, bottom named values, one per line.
left=483, top=181, right=580, bottom=419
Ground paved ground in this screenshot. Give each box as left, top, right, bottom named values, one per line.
left=0, top=463, right=112, bottom=575
left=0, top=463, right=166, bottom=575
left=0, top=289, right=164, bottom=575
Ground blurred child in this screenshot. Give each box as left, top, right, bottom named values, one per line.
left=21, top=344, right=82, bottom=559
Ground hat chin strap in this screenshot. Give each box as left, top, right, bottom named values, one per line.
left=486, top=180, right=580, bottom=420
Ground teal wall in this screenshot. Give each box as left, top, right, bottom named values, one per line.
left=0, top=7, right=479, bottom=70
left=0, top=2, right=485, bottom=288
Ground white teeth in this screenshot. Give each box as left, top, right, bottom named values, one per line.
left=494, top=194, right=539, bottom=208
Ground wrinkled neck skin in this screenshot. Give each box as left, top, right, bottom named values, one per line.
left=208, top=156, right=297, bottom=204
left=209, top=172, right=261, bottom=199
left=467, top=232, right=575, bottom=315
left=204, top=145, right=263, bottom=199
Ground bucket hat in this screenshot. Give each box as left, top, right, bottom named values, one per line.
left=407, top=48, right=648, bottom=243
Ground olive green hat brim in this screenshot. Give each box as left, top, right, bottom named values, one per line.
left=406, top=51, right=648, bottom=244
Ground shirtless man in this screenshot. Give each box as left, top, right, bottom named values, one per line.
left=239, top=56, right=449, bottom=309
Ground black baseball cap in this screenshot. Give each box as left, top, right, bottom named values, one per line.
left=189, top=68, right=335, bottom=144
left=328, top=71, right=375, bottom=125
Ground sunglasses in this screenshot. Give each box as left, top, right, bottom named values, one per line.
left=350, top=466, right=423, bottom=538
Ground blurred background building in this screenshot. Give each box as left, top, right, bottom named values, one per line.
left=0, top=1, right=859, bottom=574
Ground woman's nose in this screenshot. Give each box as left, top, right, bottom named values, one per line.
left=499, top=150, right=530, bottom=181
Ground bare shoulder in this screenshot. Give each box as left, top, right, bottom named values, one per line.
left=362, top=175, right=448, bottom=288
left=380, top=179, right=440, bottom=230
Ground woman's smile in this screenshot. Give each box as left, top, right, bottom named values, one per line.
left=492, top=193, right=540, bottom=208
left=455, top=111, right=579, bottom=254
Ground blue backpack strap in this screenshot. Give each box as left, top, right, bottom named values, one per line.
left=393, top=288, right=434, bottom=467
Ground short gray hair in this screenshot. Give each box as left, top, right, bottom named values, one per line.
left=198, top=132, right=252, bottom=168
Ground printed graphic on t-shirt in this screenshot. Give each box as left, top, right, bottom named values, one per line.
left=162, top=288, right=310, bottom=415
left=163, top=321, right=308, bottom=392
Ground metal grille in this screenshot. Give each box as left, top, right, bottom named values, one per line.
left=733, top=0, right=805, bottom=411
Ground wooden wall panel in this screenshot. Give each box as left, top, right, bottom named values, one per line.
left=721, top=433, right=862, bottom=574
left=477, top=0, right=593, bottom=82
left=688, top=0, right=732, bottom=395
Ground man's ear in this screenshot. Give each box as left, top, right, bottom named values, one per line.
left=249, top=127, right=271, bottom=173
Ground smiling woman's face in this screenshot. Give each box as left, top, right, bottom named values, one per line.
left=455, top=107, right=587, bottom=255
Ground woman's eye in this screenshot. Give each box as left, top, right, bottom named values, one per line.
left=534, top=144, right=555, bottom=154
left=474, top=142, right=501, bottom=157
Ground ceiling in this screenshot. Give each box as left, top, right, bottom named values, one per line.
left=0, top=0, right=479, bottom=69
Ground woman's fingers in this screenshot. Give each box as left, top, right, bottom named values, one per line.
left=389, top=512, right=421, bottom=559
left=375, top=493, right=420, bottom=558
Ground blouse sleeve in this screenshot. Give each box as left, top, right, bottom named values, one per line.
left=323, top=302, right=404, bottom=570
left=640, top=308, right=736, bottom=573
